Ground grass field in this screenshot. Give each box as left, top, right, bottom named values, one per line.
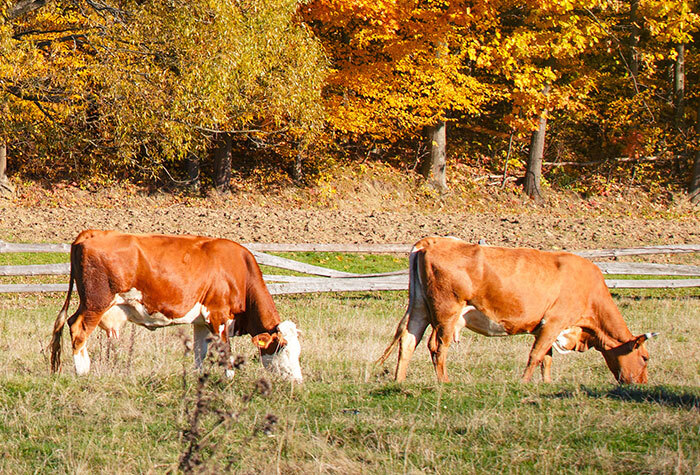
left=0, top=253, right=698, bottom=473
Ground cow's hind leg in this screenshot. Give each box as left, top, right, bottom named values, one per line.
left=68, top=307, right=104, bottom=375
left=395, top=306, right=430, bottom=382
left=428, top=324, right=456, bottom=383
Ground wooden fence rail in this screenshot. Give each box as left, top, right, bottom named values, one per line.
left=3, top=261, right=700, bottom=278
left=3, top=277, right=699, bottom=295
left=1, top=241, right=698, bottom=293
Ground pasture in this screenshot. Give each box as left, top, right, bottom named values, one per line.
left=0, top=252, right=699, bottom=473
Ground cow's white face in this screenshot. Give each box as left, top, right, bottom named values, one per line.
left=261, top=320, right=303, bottom=383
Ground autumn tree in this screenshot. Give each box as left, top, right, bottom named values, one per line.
left=301, top=0, right=496, bottom=189
left=302, top=0, right=618, bottom=196
left=620, top=0, right=699, bottom=196
left=475, top=2, right=621, bottom=200
left=1, top=1, right=91, bottom=189
left=486, top=0, right=699, bottom=199
left=1, top=0, right=327, bottom=189
left=641, top=0, right=700, bottom=199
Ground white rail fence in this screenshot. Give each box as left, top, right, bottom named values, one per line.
left=1, top=241, right=699, bottom=294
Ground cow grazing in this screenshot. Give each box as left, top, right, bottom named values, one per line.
left=50, top=230, right=302, bottom=382
left=376, top=236, right=656, bottom=384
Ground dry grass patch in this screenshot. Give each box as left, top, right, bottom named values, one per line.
left=0, top=284, right=698, bottom=473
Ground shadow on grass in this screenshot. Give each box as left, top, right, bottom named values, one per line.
left=547, top=385, right=700, bottom=410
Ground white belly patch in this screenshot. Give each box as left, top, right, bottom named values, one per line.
left=108, top=288, right=210, bottom=330
left=456, top=305, right=508, bottom=338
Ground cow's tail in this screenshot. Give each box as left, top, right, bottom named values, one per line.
left=375, top=247, right=423, bottom=367
left=50, top=247, right=75, bottom=373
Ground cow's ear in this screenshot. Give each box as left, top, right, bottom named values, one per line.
left=252, top=332, right=288, bottom=352
left=252, top=333, right=274, bottom=350
left=633, top=332, right=659, bottom=350
left=270, top=332, right=287, bottom=350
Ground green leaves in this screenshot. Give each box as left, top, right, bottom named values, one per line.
left=1, top=0, right=327, bottom=181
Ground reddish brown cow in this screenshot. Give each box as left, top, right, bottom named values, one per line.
left=376, top=237, right=656, bottom=384
left=50, top=230, right=302, bottom=382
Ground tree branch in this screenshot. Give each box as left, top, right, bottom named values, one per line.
left=83, top=0, right=129, bottom=22
left=7, top=0, right=50, bottom=20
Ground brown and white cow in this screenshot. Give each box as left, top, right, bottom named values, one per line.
left=50, top=230, right=302, bottom=382
left=376, top=236, right=656, bottom=384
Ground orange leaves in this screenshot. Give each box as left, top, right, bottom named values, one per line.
left=301, top=0, right=401, bottom=39
left=302, top=0, right=495, bottom=142
left=303, top=0, right=629, bottom=145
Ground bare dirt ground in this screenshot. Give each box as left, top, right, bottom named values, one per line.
left=1, top=170, right=698, bottom=256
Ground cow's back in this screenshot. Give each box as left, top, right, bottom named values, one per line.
left=72, top=231, right=236, bottom=319
left=416, top=237, right=607, bottom=333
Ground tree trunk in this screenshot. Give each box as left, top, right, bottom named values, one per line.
left=8, top=0, right=49, bottom=19
left=673, top=43, right=685, bottom=128
left=523, top=114, right=547, bottom=201
left=690, top=104, right=700, bottom=204
left=213, top=133, right=232, bottom=193
left=523, top=84, right=551, bottom=201
left=629, top=0, right=641, bottom=84
left=692, top=152, right=700, bottom=204
left=0, top=141, right=15, bottom=197
left=292, top=140, right=304, bottom=184
left=185, top=154, right=200, bottom=192
left=422, top=120, right=447, bottom=190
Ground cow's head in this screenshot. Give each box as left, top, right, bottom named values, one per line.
left=252, top=320, right=302, bottom=383
left=601, top=332, right=657, bottom=384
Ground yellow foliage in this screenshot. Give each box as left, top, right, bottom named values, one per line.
left=302, top=0, right=623, bottom=146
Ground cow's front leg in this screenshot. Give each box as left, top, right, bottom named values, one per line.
left=222, top=319, right=235, bottom=378
left=523, top=326, right=561, bottom=383
left=198, top=312, right=234, bottom=377
left=193, top=324, right=210, bottom=371
left=540, top=348, right=553, bottom=383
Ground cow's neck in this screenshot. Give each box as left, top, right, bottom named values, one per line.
left=590, top=324, right=634, bottom=352
left=582, top=297, right=635, bottom=352
left=244, top=286, right=282, bottom=335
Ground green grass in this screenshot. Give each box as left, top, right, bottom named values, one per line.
left=261, top=251, right=407, bottom=276
left=0, top=253, right=70, bottom=286
left=0, top=253, right=698, bottom=473
left=0, top=252, right=69, bottom=266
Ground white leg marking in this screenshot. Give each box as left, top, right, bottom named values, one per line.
left=74, top=346, right=91, bottom=375
left=453, top=313, right=466, bottom=343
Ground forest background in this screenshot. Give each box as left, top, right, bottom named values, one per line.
left=1, top=0, right=700, bottom=204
